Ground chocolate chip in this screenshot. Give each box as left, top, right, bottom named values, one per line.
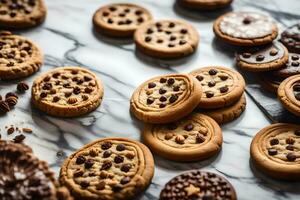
left=135, top=10, right=142, bottom=15
left=116, top=144, right=126, bottom=151
left=286, top=137, right=295, bottom=144
left=68, top=97, right=77, bottom=104
left=42, top=83, right=52, bottom=90
left=292, top=61, right=299, bottom=67
left=101, top=160, right=112, bottom=170
left=65, top=92, right=72, bottom=98
left=220, top=86, right=229, bottom=93
left=165, top=31, right=171, bottom=35
left=184, top=124, right=194, bottom=131
left=167, top=78, right=175, bottom=85
left=157, top=39, right=163, bottom=43
left=243, top=17, right=252, bottom=24
left=169, top=95, right=178, bottom=103
left=96, top=181, right=106, bottom=190
left=120, top=176, right=131, bottom=184
left=119, top=13, right=125, bottom=17
left=286, top=153, right=296, bottom=161
left=84, top=159, right=94, bottom=169
left=180, top=29, right=187, bottom=34
left=173, top=86, right=180, bottom=91
left=74, top=170, right=84, bottom=177
left=169, top=22, right=175, bottom=28
left=208, top=81, right=216, bottom=87
left=164, top=133, right=174, bottom=140
left=103, top=11, right=109, bottom=16
left=76, top=155, right=86, bottom=164
left=147, top=98, right=154, bottom=105
left=170, top=36, right=176, bottom=41
left=179, top=40, right=187, bottom=45
left=256, top=55, right=265, bottom=61
left=137, top=17, right=144, bottom=23
left=103, top=150, right=112, bottom=158
left=118, top=21, right=125, bottom=25
left=40, top=92, right=47, bottom=98
left=270, top=138, right=279, bottom=145
left=145, top=36, right=152, bottom=42
left=196, top=75, right=203, bottom=81
left=159, top=103, right=166, bottom=108
left=80, top=181, right=89, bottom=188
left=209, top=69, right=218, bottom=75
left=107, top=18, right=113, bottom=24
left=84, top=87, right=93, bottom=93
left=219, top=74, right=228, bottom=81
left=114, top=155, right=124, bottom=164
left=7, top=127, right=15, bottom=135
left=160, top=78, right=167, bottom=83
left=168, top=44, right=175, bottom=48
left=13, top=134, right=25, bottom=143
left=295, top=93, right=300, bottom=101
left=159, top=88, right=167, bottom=94
left=89, top=149, right=98, bottom=157
left=101, top=142, right=112, bottom=150
left=126, top=152, right=135, bottom=159
left=156, top=22, right=162, bottom=28
left=292, top=55, right=299, bottom=60
left=73, top=87, right=81, bottom=95
left=126, top=19, right=132, bottom=24
left=121, top=164, right=131, bottom=172
left=295, top=130, right=300, bottom=136
left=196, top=134, right=205, bottom=143
left=52, top=72, right=60, bottom=78
left=268, top=148, right=277, bottom=156
left=53, top=96, right=60, bottom=102
left=159, top=96, right=167, bottom=102
left=206, top=91, right=214, bottom=98
left=269, top=48, right=278, bottom=56
left=286, top=145, right=294, bottom=151
left=109, top=7, right=116, bottom=11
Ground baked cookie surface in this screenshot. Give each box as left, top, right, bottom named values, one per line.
left=250, top=123, right=300, bottom=180
left=181, top=0, right=233, bottom=10
left=189, top=66, right=245, bottom=109
left=31, top=66, right=103, bottom=117
left=130, top=74, right=202, bottom=124
left=93, top=3, right=152, bottom=37
left=280, top=23, right=300, bottom=53
left=272, top=53, right=300, bottom=78
left=59, top=137, right=154, bottom=200
left=0, top=0, right=46, bottom=29
left=134, top=20, right=199, bottom=59
left=0, top=31, right=43, bottom=80
left=143, top=113, right=222, bottom=162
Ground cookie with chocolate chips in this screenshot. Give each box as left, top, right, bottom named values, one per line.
left=143, top=113, right=222, bottom=161
left=0, top=0, right=46, bottom=29
left=236, top=42, right=289, bottom=72
left=280, top=23, right=300, bottom=53
left=278, top=74, right=300, bottom=116
left=31, top=66, right=103, bottom=117
left=134, top=20, right=199, bottom=59
left=59, top=137, right=154, bottom=200
left=189, top=66, right=245, bottom=109
left=93, top=3, right=152, bottom=37
left=130, top=74, right=202, bottom=124
left=213, top=11, right=278, bottom=46
left=272, top=53, right=300, bottom=78
left=160, top=170, right=237, bottom=200
left=251, top=123, right=300, bottom=180
left=180, top=0, right=234, bottom=10
left=0, top=31, right=43, bottom=80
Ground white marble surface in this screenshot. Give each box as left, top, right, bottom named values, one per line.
left=0, top=0, right=300, bottom=199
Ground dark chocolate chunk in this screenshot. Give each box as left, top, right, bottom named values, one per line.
left=101, top=142, right=112, bottom=150
left=116, top=144, right=126, bottom=151
left=121, top=164, right=131, bottom=172
left=268, top=148, right=277, bottom=156
left=76, top=155, right=86, bottom=164
left=270, top=138, right=279, bottom=145
left=184, top=124, right=194, bottom=131
left=286, top=153, right=296, bottom=161
left=101, top=160, right=112, bottom=170
left=209, top=69, right=218, bottom=75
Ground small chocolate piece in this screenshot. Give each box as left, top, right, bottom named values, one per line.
left=243, top=17, right=252, bottom=24
left=196, top=75, right=203, bottom=81
left=205, top=91, right=214, bottom=98
left=160, top=78, right=167, bottom=83
left=184, top=124, right=194, bottom=131
left=145, top=36, right=152, bottom=42
left=208, top=81, right=216, bottom=87
left=116, top=144, right=126, bottom=151
left=173, top=86, right=180, bottom=91
left=13, top=134, right=26, bottom=143
left=121, top=164, right=131, bottom=172
left=159, top=96, right=167, bottom=102
left=103, top=150, right=112, bottom=158
left=120, top=176, right=131, bottom=185
left=167, top=78, right=175, bottom=85
left=270, top=138, right=279, bottom=145
left=269, top=48, right=278, bottom=56
left=169, top=95, right=178, bottom=103
left=101, top=142, right=112, bottom=150
left=148, top=82, right=156, bottom=88
left=80, top=181, right=89, bottom=188
left=159, top=88, right=167, bottom=94
left=209, top=69, right=218, bottom=75
left=242, top=53, right=251, bottom=58
left=76, top=155, right=86, bottom=164
left=96, top=181, right=106, bottom=190
left=256, top=55, right=265, bottom=61
left=159, top=103, right=166, bottom=108
left=220, top=86, right=229, bottom=93
left=17, top=81, right=29, bottom=92
left=286, top=153, right=296, bottom=161
left=7, top=127, right=15, bottom=135
left=114, top=155, right=124, bottom=164
left=180, top=29, right=187, bottom=34
left=196, top=134, right=205, bottom=143
left=147, top=98, right=154, bottom=105
left=164, top=133, right=174, bottom=140
left=101, top=160, right=112, bottom=170
left=286, top=137, right=295, bottom=145
left=84, top=159, right=94, bottom=169
left=268, top=148, right=277, bottom=156
left=286, top=145, right=294, bottom=151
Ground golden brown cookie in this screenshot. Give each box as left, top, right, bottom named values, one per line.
left=143, top=113, right=222, bottom=162
left=160, top=170, right=237, bottom=200
left=0, top=31, right=43, bottom=80
left=31, top=66, right=103, bottom=117
left=250, top=123, right=300, bottom=180
left=213, top=11, right=278, bottom=46
left=134, top=20, right=199, bottom=59
left=180, top=0, right=233, bottom=10
left=236, top=42, right=289, bottom=72
left=189, top=66, right=245, bottom=109
left=280, top=23, right=300, bottom=54
left=59, top=137, right=154, bottom=200
left=278, top=74, right=300, bottom=116
left=130, top=74, right=202, bottom=124
left=93, top=3, right=152, bottom=37
left=0, top=0, right=47, bottom=29
left=199, top=93, right=246, bottom=124
left=272, top=53, right=300, bottom=78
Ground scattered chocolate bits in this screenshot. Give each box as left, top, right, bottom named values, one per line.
left=13, top=134, right=26, bottom=143
left=0, top=100, right=10, bottom=114
left=17, top=81, right=29, bottom=92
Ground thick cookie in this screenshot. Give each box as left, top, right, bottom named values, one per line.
left=134, top=20, right=199, bottom=59
left=258, top=72, right=284, bottom=93
left=0, top=31, right=43, bottom=80
left=31, top=66, right=103, bottom=117
left=189, top=66, right=245, bottom=109
left=143, top=113, right=222, bottom=162
left=272, top=53, right=300, bottom=78
left=130, top=74, right=202, bottom=124
left=59, top=137, right=154, bottom=200
left=280, top=23, right=300, bottom=53
left=0, top=0, right=47, bottom=29
left=278, top=74, right=300, bottom=116
left=236, top=42, right=289, bottom=72
left=250, top=123, right=300, bottom=180
left=93, top=3, right=152, bottom=37
left=199, top=93, right=246, bottom=124
left=180, top=0, right=233, bottom=10
left=213, top=11, right=278, bottom=46
left=160, top=170, right=237, bottom=200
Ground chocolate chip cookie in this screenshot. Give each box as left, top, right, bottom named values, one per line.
left=0, top=31, right=43, bottom=80
left=130, top=74, right=202, bottom=124
left=143, top=113, right=222, bottom=162
left=272, top=53, right=300, bottom=78
left=0, top=0, right=47, bottom=29
left=93, top=3, right=152, bottom=37
left=251, top=123, right=300, bottom=180
left=278, top=74, right=300, bottom=116
left=59, top=138, right=154, bottom=200
left=31, top=66, right=103, bottom=117
left=280, top=23, right=300, bottom=53
left=236, top=42, right=289, bottom=72
left=134, top=20, right=199, bottom=59
left=213, top=12, right=278, bottom=46
left=180, top=0, right=234, bottom=10
left=160, top=170, right=237, bottom=200
left=189, top=66, right=245, bottom=109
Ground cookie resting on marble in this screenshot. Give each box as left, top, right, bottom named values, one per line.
left=180, top=0, right=234, bottom=10
left=280, top=23, right=300, bottom=54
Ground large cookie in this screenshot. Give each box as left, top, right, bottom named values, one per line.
left=59, top=138, right=154, bottom=200
left=160, top=170, right=237, bottom=200
left=272, top=53, right=300, bottom=78
left=134, top=20, right=199, bottom=59
left=31, top=66, right=104, bottom=117
left=189, top=66, right=245, bottom=109
left=0, top=0, right=47, bottom=29
left=93, top=3, right=152, bottom=37
left=130, top=74, right=202, bottom=124
left=236, top=42, right=289, bottom=72
left=143, top=113, right=222, bottom=162
left=250, top=123, right=300, bottom=180
left=180, top=0, right=233, bottom=10
left=213, top=11, right=278, bottom=46
left=0, top=31, right=43, bottom=80
left=280, top=23, right=300, bottom=53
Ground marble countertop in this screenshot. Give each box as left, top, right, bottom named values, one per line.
left=1, top=0, right=300, bottom=199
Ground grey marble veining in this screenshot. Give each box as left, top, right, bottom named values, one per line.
left=0, top=0, right=300, bottom=199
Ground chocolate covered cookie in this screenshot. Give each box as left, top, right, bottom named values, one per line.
left=280, top=23, right=300, bottom=53
left=251, top=123, right=300, bottom=180
left=213, top=12, right=278, bottom=46
left=272, top=53, right=300, bottom=78
left=134, top=20, right=199, bottom=59
left=180, top=0, right=233, bottom=10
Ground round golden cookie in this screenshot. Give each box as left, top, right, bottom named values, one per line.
left=93, top=3, right=152, bottom=37
left=59, top=137, right=154, bottom=200
left=130, top=74, right=202, bottom=124
left=181, top=0, right=234, bottom=10
left=250, top=123, right=300, bottom=180
left=189, top=66, right=245, bottom=109
left=31, top=66, right=103, bottom=117
left=143, top=113, right=222, bottom=162
left=213, top=11, right=278, bottom=46
left=278, top=74, right=300, bottom=116
left=134, top=20, right=199, bottom=59
left=0, top=0, right=47, bottom=29
left=0, top=31, right=43, bottom=80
